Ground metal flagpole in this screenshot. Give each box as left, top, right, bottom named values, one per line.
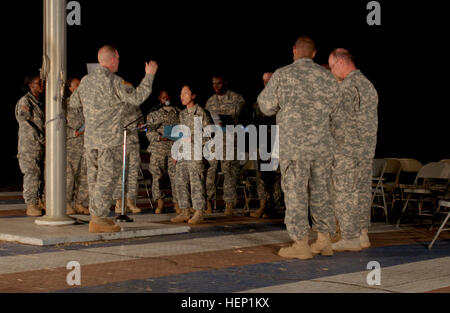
left=36, top=0, right=75, bottom=226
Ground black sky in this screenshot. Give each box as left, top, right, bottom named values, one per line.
left=1, top=0, right=448, bottom=186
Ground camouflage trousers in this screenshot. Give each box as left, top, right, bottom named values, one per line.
left=280, top=157, right=334, bottom=241
left=206, top=159, right=240, bottom=206
left=66, top=141, right=88, bottom=206
left=332, top=154, right=360, bottom=239
left=176, top=160, right=206, bottom=211
left=86, top=146, right=122, bottom=218
left=357, top=158, right=373, bottom=230
left=18, top=151, right=43, bottom=205
left=256, top=169, right=283, bottom=210
left=113, top=144, right=141, bottom=200
left=148, top=148, right=177, bottom=203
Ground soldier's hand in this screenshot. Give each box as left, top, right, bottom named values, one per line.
left=145, top=61, right=158, bottom=75
left=159, top=136, right=168, bottom=142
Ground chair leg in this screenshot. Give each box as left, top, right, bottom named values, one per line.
left=396, top=194, right=411, bottom=227
left=430, top=205, right=443, bottom=231
left=381, top=186, right=388, bottom=224
left=140, top=166, right=153, bottom=209
left=428, top=209, right=450, bottom=249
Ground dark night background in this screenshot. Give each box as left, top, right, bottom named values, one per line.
left=1, top=0, right=447, bottom=187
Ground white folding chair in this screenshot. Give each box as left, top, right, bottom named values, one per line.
left=371, top=159, right=388, bottom=223
left=428, top=185, right=450, bottom=249
left=383, top=158, right=401, bottom=213
left=397, top=162, right=450, bottom=227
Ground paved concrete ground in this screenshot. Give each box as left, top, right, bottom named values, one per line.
left=1, top=190, right=449, bottom=300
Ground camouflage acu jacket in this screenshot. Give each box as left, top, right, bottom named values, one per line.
left=69, top=66, right=154, bottom=150
left=15, top=92, right=45, bottom=155
left=257, top=58, right=341, bottom=160
left=332, top=70, right=378, bottom=159
left=205, top=90, right=245, bottom=126
left=146, top=105, right=179, bottom=153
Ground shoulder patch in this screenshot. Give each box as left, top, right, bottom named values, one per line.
left=20, top=104, right=30, bottom=113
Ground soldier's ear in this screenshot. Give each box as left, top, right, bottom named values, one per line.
left=312, top=50, right=317, bottom=59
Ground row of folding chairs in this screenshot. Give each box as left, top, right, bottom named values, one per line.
left=371, top=158, right=450, bottom=248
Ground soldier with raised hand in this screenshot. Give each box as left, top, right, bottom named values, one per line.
left=65, top=77, right=89, bottom=215
left=15, top=75, right=45, bottom=217
left=70, top=45, right=158, bottom=233
left=258, top=36, right=341, bottom=260
left=113, top=98, right=143, bottom=215
left=205, top=75, right=245, bottom=216
left=328, top=48, right=378, bottom=251
left=146, top=90, right=180, bottom=214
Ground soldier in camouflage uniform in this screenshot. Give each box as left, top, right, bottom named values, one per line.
left=205, top=75, right=245, bottom=216
left=170, top=84, right=212, bottom=225
left=250, top=72, right=284, bottom=218
left=15, top=75, right=45, bottom=217
left=328, top=48, right=378, bottom=251
left=258, top=36, right=341, bottom=260
left=65, top=78, right=89, bottom=215
left=70, top=45, right=158, bottom=233
left=113, top=98, right=143, bottom=214
left=146, top=90, right=180, bottom=214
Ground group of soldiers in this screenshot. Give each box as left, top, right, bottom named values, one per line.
left=16, top=35, right=378, bottom=259
left=258, top=36, right=378, bottom=259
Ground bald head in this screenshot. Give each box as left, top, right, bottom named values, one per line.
left=98, top=45, right=119, bottom=73
left=262, top=72, right=273, bottom=87
left=328, top=48, right=357, bottom=81
left=330, top=48, right=355, bottom=65
left=293, top=36, right=316, bottom=60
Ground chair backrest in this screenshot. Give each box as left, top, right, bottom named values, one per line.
left=440, top=159, right=450, bottom=166
left=417, top=162, right=450, bottom=180
left=382, top=158, right=401, bottom=188
left=372, top=159, right=387, bottom=178
left=398, top=159, right=423, bottom=173
left=384, top=158, right=401, bottom=174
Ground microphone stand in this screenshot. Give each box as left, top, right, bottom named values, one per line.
left=115, top=115, right=148, bottom=223
left=115, top=104, right=165, bottom=223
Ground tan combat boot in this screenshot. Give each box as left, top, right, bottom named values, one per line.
left=115, top=199, right=129, bottom=214
left=74, top=203, right=89, bottom=215
left=188, top=209, right=204, bottom=225
left=170, top=208, right=191, bottom=223
left=26, top=203, right=43, bottom=217
left=360, top=229, right=371, bottom=249
left=89, top=215, right=121, bottom=233
left=126, top=198, right=141, bottom=214
left=155, top=199, right=164, bottom=214
left=332, top=238, right=362, bottom=252
left=66, top=202, right=77, bottom=215
left=174, top=202, right=181, bottom=214
left=311, top=232, right=334, bottom=256
left=205, top=200, right=213, bottom=214
left=278, top=236, right=313, bottom=260
left=224, top=202, right=234, bottom=217
left=250, top=199, right=267, bottom=218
